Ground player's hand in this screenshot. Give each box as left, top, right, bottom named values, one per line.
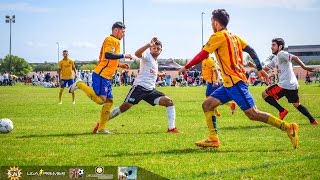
left=258, top=70, right=270, bottom=84
left=124, top=54, right=133, bottom=60
left=179, top=67, right=187, bottom=74
left=119, top=63, right=130, bottom=69
left=304, top=66, right=316, bottom=72
left=149, top=37, right=158, bottom=46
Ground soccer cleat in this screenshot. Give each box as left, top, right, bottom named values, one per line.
left=311, top=119, right=318, bottom=125
left=167, top=128, right=182, bottom=133
left=96, top=129, right=113, bottom=134
left=230, top=102, right=236, bottom=115
left=287, top=123, right=299, bottom=149
left=69, top=79, right=82, bottom=93
left=58, top=101, right=62, bottom=105
left=195, top=137, right=220, bottom=148
left=214, top=109, right=221, bottom=117
left=279, top=109, right=288, bottom=120
left=72, top=101, right=76, bottom=105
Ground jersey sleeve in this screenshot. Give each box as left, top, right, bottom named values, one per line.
left=103, top=38, right=116, bottom=54
left=58, top=61, right=62, bottom=70
left=266, top=55, right=276, bottom=69
left=203, top=34, right=224, bottom=54
left=236, top=35, right=248, bottom=49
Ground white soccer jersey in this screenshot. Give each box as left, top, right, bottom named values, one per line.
left=133, top=52, right=158, bottom=90
left=266, top=51, right=299, bottom=90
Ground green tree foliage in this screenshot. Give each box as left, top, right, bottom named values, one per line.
left=174, top=59, right=188, bottom=66
left=0, top=55, right=32, bottom=76
left=130, top=59, right=140, bottom=69
left=32, top=62, right=57, bottom=72
left=79, top=64, right=96, bottom=70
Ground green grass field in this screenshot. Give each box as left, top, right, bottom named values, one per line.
left=0, top=83, right=320, bottom=179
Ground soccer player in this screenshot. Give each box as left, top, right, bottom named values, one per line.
left=57, top=50, right=77, bottom=104
left=261, top=38, right=318, bottom=125
left=108, top=37, right=180, bottom=133
left=179, top=9, right=299, bottom=149
left=69, top=22, right=133, bottom=134
left=202, top=55, right=236, bottom=116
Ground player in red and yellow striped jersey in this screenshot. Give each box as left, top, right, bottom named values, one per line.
left=180, top=9, right=298, bottom=149
left=202, top=56, right=236, bottom=116
left=57, top=50, right=77, bottom=104
left=69, top=22, right=133, bottom=134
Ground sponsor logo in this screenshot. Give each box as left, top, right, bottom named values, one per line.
left=118, top=166, right=137, bottom=180
left=86, top=166, right=113, bottom=179
left=7, top=166, right=22, bottom=180
left=69, top=168, right=85, bottom=178
left=26, top=169, right=65, bottom=176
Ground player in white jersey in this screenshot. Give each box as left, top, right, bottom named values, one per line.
left=109, top=37, right=181, bottom=133
left=261, top=38, right=317, bottom=125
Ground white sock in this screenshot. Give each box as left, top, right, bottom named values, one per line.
left=166, top=106, right=176, bottom=129
left=109, top=107, right=121, bottom=120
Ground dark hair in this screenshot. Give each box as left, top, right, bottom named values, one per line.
left=63, top=50, right=68, bottom=53
left=212, top=9, right=229, bottom=27
left=112, top=21, right=125, bottom=30
left=272, top=38, right=285, bottom=50
left=155, top=40, right=162, bottom=48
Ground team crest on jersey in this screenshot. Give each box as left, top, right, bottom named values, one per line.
left=111, top=47, right=115, bottom=53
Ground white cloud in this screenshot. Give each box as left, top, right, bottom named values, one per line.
left=71, top=41, right=97, bottom=49
left=25, top=41, right=48, bottom=48
left=0, top=2, right=52, bottom=13
left=152, top=0, right=318, bottom=10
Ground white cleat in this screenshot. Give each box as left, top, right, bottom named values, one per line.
left=58, top=101, right=62, bottom=105
left=69, top=79, right=82, bottom=93
left=96, top=129, right=113, bottom=134
left=72, top=101, right=76, bottom=105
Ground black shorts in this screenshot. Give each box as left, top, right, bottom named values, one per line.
left=124, top=85, right=165, bottom=106
left=266, top=84, right=299, bottom=103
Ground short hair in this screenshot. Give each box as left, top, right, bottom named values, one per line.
left=112, top=21, right=126, bottom=30
left=63, top=50, right=68, bottom=53
left=272, top=38, right=285, bottom=50
left=155, top=40, right=162, bottom=48
left=212, top=9, right=229, bottom=27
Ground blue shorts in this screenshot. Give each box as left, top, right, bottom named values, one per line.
left=206, top=82, right=222, bottom=97
left=60, top=79, right=74, bottom=88
left=92, top=72, right=113, bottom=98
left=211, top=81, right=255, bottom=111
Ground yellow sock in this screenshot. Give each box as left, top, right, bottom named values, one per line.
left=98, top=103, right=112, bottom=131
left=267, top=115, right=290, bottom=132
left=59, top=88, right=64, bottom=102
left=204, top=111, right=219, bottom=139
left=72, top=92, right=75, bottom=102
left=77, top=81, right=103, bottom=105
left=225, top=101, right=232, bottom=107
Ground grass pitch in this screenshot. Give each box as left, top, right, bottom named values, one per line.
left=0, top=82, right=319, bottom=179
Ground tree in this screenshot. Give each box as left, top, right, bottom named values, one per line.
left=0, top=55, right=32, bottom=76
left=130, top=59, right=140, bottom=69
left=32, top=62, right=57, bottom=72
left=174, top=59, right=188, bottom=66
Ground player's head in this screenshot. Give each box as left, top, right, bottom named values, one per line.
left=271, top=38, right=285, bottom=55
left=150, top=40, right=162, bottom=58
left=112, top=21, right=126, bottom=40
left=211, top=9, right=229, bottom=32
left=62, top=50, right=68, bottom=58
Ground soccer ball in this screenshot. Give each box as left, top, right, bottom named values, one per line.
left=0, top=118, right=14, bottom=133
left=78, top=169, right=84, bottom=177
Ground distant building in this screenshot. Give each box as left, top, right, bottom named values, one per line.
left=285, top=45, right=320, bottom=63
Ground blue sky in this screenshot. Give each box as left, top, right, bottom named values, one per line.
left=0, top=0, right=319, bottom=63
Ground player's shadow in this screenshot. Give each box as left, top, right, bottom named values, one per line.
left=194, top=155, right=315, bottom=178
left=17, top=131, right=164, bottom=138
left=104, top=148, right=286, bottom=158
left=220, top=125, right=267, bottom=131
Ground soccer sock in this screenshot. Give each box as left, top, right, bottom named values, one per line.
left=204, top=111, right=218, bottom=139
left=166, top=106, right=176, bottom=129
left=264, top=96, right=284, bottom=112
left=214, top=108, right=220, bottom=116
left=297, top=105, right=315, bottom=122
left=77, top=81, right=103, bottom=105
left=267, top=115, right=290, bottom=132
left=72, top=92, right=75, bottom=102
left=225, top=101, right=232, bottom=107
left=59, top=88, right=64, bottom=102
left=109, top=107, right=121, bottom=120
left=98, top=102, right=112, bottom=131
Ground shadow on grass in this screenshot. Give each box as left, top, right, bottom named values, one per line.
left=195, top=155, right=317, bottom=178
left=17, top=131, right=164, bottom=138
left=220, top=125, right=267, bottom=131
left=104, top=148, right=286, bottom=157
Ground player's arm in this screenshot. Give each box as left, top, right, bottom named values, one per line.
left=72, top=62, right=77, bottom=78
left=104, top=40, right=132, bottom=60
left=135, top=37, right=158, bottom=58
left=57, top=62, right=61, bottom=81
left=179, top=50, right=209, bottom=73
left=291, top=55, right=315, bottom=72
